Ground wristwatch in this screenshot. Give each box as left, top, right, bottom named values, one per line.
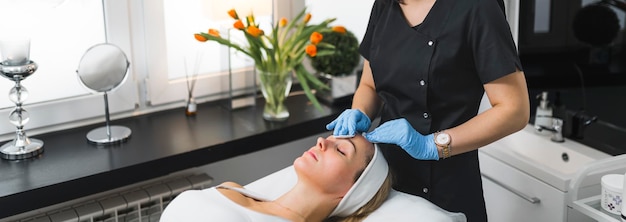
left=434, top=132, right=452, bottom=159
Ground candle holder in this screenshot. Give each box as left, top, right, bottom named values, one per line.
left=0, top=61, right=44, bottom=160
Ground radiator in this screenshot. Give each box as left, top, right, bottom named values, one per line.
left=18, top=173, right=213, bottom=222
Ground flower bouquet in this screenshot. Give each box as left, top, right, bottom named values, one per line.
left=194, top=8, right=337, bottom=121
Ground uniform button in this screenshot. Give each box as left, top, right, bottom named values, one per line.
left=423, top=187, right=429, bottom=193
left=428, top=40, right=434, bottom=46
left=419, top=80, right=425, bottom=86
left=423, top=112, right=429, bottom=119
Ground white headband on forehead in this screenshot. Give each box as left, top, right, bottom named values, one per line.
left=330, top=144, right=389, bottom=217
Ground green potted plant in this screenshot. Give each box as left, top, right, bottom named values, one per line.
left=310, top=26, right=361, bottom=104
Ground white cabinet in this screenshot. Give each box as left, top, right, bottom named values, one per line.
left=480, top=151, right=567, bottom=222
left=477, top=125, right=613, bottom=222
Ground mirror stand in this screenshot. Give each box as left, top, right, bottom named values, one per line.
left=86, top=92, right=131, bottom=145
left=77, top=43, right=132, bottom=146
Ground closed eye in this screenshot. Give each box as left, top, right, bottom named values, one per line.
left=332, top=138, right=356, bottom=157
left=337, top=149, right=346, bottom=155
left=334, top=144, right=346, bottom=156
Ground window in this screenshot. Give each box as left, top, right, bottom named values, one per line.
left=0, top=0, right=137, bottom=138
left=0, top=0, right=294, bottom=139
left=141, top=0, right=273, bottom=106
left=0, top=0, right=105, bottom=107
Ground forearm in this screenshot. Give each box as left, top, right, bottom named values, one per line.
left=351, top=60, right=382, bottom=120
left=447, top=102, right=528, bottom=155
left=445, top=71, right=530, bottom=156
left=351, top=85, right=381, bottom=120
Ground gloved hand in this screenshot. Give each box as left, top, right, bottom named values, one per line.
left=326, top=109, right=372, bottom=137
left=364, top=118, right=439, bottom=160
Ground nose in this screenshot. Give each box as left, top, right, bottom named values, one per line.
left=317, top=137, right=327, bottom=151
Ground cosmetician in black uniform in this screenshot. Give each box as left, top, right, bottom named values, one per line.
left=325, top=0, right=530, bottom=221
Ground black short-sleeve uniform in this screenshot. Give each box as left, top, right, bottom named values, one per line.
left=359, top=0, right=522, bottom=221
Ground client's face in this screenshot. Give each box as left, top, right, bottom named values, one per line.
left=293, top=134, right=375, bottom=196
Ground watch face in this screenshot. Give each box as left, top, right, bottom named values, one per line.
left=436, top=133, right=450, bottom=145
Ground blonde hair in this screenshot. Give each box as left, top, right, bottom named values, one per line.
left=324, top=172, right=393, bottom=222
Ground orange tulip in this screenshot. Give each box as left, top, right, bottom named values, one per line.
left=194, top=34, right=207, bottom=42
left=246, top=26, right=263, bottom=38
left=279, top=17, right=288, bottom=27
left=208, top=29, right=220, bottom=37
left=233, top=20, right=245, bottom=30
left=304, top=13, right=311, bottom=24
left=332, top=26, right=346, bottom=34
left=305, top=44, right=317, bottom=57
left=310, top=32, right=323, bottom=45
left=228, top=9, right=238, bottom=19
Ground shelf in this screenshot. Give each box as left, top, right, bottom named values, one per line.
left=572, top=195, right=622, bottom=222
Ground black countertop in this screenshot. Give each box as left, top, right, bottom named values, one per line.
left=0, top=94, right=347, bottom=219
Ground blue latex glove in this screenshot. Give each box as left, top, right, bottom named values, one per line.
left=326, top=109, right=372, bottom=137
left=364, top=118, right=439, bottom=160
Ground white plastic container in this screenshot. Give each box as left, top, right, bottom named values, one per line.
left=601, top=174, right=624, bottom=215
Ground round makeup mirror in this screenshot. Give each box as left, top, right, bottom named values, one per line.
left=77, top=43, right=131, bottom=145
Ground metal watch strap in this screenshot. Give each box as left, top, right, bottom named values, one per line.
left=436, top=142, right=451, bottom=159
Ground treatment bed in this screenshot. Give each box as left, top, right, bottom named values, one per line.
left=162, top=165, right=466, bottom=221
left=245, top=165, right=467, bottom=221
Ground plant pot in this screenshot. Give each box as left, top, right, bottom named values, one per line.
left=316, top=73, right=357, bottom=105
left=257, top=69, right=293, bottom=121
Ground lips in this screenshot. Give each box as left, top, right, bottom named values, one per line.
left=306, top=151, right=318, bottom=161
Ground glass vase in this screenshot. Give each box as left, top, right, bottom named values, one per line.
left=257, top=69, right=293, bottom=121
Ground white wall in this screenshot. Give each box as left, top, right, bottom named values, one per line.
left=304, top=0, right=375, bottom=42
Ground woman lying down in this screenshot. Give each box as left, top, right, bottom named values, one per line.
left=161, top=134, right=391, bottom=222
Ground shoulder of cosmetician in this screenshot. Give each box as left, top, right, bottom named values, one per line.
left=358, top=0, right=529, bottom=220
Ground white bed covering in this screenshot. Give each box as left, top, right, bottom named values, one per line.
left=245, top=166, right=467, bottom=221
